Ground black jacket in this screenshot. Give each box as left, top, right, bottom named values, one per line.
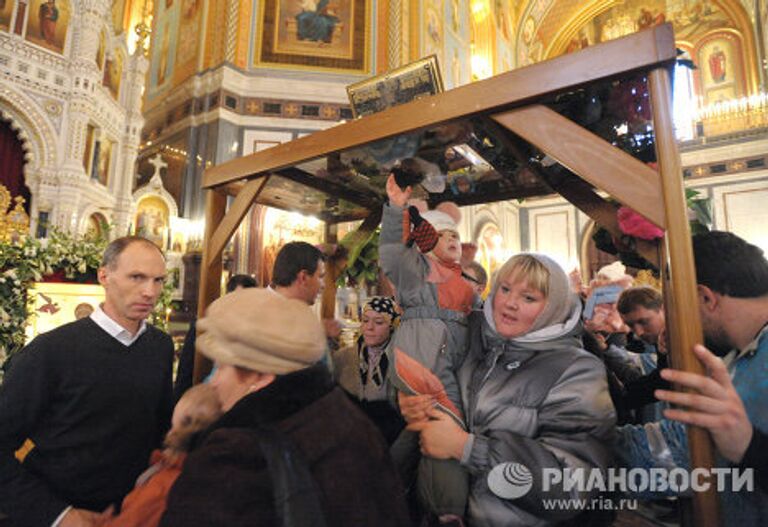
left=161, top=364, right=411, bottom=527
left=0, top=319, right=173, bottom=526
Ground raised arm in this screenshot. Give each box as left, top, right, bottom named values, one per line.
left=379, top=174, right=431, bottom=292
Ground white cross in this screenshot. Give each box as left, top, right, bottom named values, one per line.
left=148, top=153, right=168, bottom=178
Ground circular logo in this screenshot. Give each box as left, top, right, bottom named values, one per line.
left=487, top=462, right=533, bottom=499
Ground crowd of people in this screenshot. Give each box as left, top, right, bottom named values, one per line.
left=0, top=179, right=766, bottom=526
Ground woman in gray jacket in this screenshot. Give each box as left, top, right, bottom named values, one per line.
left=405, top=253, right=616, bottom=526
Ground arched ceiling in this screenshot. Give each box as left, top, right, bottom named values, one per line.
left=513, top=0, right=753, bottom=66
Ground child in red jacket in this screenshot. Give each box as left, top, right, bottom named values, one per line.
left=103, top=384, right=222, bottom=527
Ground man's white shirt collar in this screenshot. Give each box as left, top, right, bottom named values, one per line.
left=90, top=304, right=147, bottom=347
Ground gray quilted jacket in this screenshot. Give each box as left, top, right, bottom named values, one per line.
left=458, top=306, right=616, bottom=526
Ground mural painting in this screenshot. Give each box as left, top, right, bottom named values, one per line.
left=135, top=196, right=170, bottom=249
left=96, top=30, right=105, bottom=69
left=697, top=35, right=744, bottom=104
left=175, top=0, right=202, bottom=69
left=111, top=0, right=126, bottom=32
left=0, top=0, right=14, bottom=32
left=666, top=0, right=729, bottom=41
left=149, top=1, right=179, bottom=90
left=423, top=0, right=443, bottom=58
left=587, top=0, right=666, bottom=49
left=25, top=0, right=70, bottom=54
left=759, top=0, right=768, bottom=71
left=477, top=222, right=503, bottom=297
left=95, top=139, right=112, bottom=186
left=561, top=0, right=731, bottom=55
left=450, top=0, right=459, bottom=35
left=257, top=0, right=368, bottom=72
left=103, top=51, right=123, bottom=99
left=82, top=124, right=95, bottom=173
left=27, top=283, right=104, bottom=342
left=494, top=0, right=513, bottom=42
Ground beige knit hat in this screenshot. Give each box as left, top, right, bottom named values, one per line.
left=196, top=288, right=326, bottom=375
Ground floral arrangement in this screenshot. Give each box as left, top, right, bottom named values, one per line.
left=336, top=228, right=380, bottom=288
left=0, top=231, right=173, bottom=381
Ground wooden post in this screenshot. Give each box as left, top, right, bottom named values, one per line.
left=193, top=188, right=227, bottom=384
left=321, top=222, right=339, bottom=321
left=648, top=67, right=719, bottom=527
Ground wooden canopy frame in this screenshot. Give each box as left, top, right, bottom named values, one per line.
left=195, top=23, right=718, bottom=525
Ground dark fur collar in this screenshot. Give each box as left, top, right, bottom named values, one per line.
left=211, top=363, right=334, bottom=431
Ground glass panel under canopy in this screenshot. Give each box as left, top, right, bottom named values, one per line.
left=221, top=71, right=658, bottom=224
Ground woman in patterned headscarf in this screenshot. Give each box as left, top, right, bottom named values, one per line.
left=331, top=296, right=405, bottom=444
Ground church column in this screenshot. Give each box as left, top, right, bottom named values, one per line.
left=54, top=0, right=111, bottom=233
left=387, top=0, right=402, bottom=70
left=62, top=0, right=109, bottom=173
left=112, top=50, right=149, bottom=237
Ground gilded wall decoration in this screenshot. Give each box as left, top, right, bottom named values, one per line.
left=257, top=0, right=369, bottom=72
left=423, top=0, right=443, bottom=58
left=0, top=0, right=14, bottom=32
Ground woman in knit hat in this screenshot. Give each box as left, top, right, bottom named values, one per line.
left=332, top=296, right=405, bottom=444
left=404, top=253, right=616, bottom=526
left=160, top=289, right=410, bottom=527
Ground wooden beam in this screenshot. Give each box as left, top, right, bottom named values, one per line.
left=203, top=24, right=676, bottom=190
left=205, top=177, right=270, bottom=268
left=533, top=170, right=661, bottom=268
left=491, top=105, right=666, bottom=228
left=193, top=188, right=227, bottom=384
left=649, top=67, right=718, bottom=527
left=276, top=167, right=383, bottom=210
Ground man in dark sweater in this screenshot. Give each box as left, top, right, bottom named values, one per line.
left=0, top=236, right=174, bottom=527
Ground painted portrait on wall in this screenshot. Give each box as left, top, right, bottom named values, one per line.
left=95, top=139, right=112, bottom=186
left=423, top=0, right=443, bottom=58
left=0, top=0, right=14, bottom=32
left=26, top=283, right=104, bottom=343
left=95, top=30, right=105, bottom=69
left=697, top=35, right=744, bottom=105
left=82, top=124, right=95, bottom=173
left=135, top=196, right=170, bottom=249
left=175, top=0, right=202, bottom=70
left=25, top=0, right=70, bottom=53
left=149, top=1, right=179, bottom=91
left=111, top=0, right=126, bottom=32
left=103, top=52, right=123, bottom=99
left=257, top=0, right=368, bottom=72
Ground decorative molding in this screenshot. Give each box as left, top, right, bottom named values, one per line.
left=683, top=153, right=768, bottom=179
left=388, top=0, right=402, bottom=69
left=0, top=85, right=57, bottom=168
left=142, top=91, right=351, bottom=143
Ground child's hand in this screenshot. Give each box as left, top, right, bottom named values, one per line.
left=386, top=174, right=412, bottom=208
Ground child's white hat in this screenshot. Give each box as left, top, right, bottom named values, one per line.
left=421, top=210, right=458, bottom=233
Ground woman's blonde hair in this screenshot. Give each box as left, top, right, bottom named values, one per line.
left=164, top=384, right=222, bottom=455
left=491, top=254, right=550, bottom=299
